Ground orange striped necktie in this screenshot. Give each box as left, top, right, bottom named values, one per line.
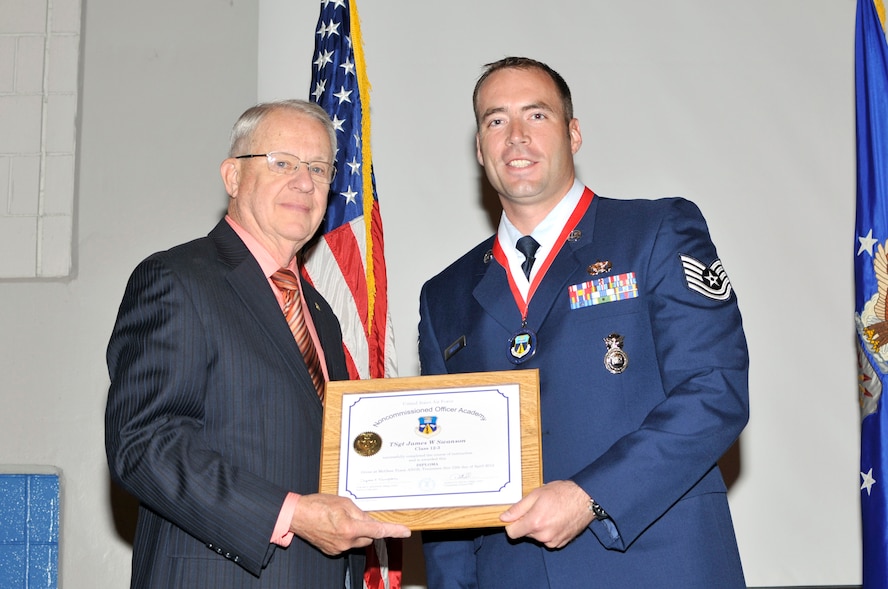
left=271, top=269, right=325, bottom=401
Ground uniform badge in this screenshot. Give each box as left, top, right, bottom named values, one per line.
left=603, top=333, right=628, bottom=374
left=567, top=230, right=582, bottom=242
left=587, top=260, right=612, bottom=276
left=569, top=273, right=638, bottom=310
left=483, top=249, right=493, bottom=264
left=680, top=254, right=733, bottom=301
left=508, top=328, right=537, bottom=364
left=444, top=335, right=466, bottom=361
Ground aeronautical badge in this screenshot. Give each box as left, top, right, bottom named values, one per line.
left=353, top=432, right=382, bottom=456
left=418, top=416, right=439, bottom=436
left=603, top=333, right=628, bottom=374
left=679, top=254, right=733, bottom=301
left=587, top=260, right=612, bottom=276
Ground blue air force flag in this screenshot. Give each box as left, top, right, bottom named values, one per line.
left=854, top=2, right=888, bottom=587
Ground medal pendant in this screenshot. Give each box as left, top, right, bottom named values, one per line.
left=509, top=327, right=537, bottom=364
left=603, top=333, right=628, bottom=374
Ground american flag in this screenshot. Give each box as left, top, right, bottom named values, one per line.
left=854, top=1, right=888, bottom=587
left=304, top=2, right=401, bottom=588
left=304, top=0, right=397, bottom=382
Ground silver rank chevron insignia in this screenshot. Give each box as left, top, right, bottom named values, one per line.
left=679, top=254, right=733, bottom=301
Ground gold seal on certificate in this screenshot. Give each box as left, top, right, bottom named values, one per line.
left=353, top=431, right=382, bottom=456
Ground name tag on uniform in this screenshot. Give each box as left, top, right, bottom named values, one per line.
left=568, top=272, right=638, bottom=310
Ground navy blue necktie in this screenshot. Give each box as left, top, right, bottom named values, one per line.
left=516, top=236, right=540, bottom=280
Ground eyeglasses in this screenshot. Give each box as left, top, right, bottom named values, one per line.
left=235, top=152, right=336, bottom=184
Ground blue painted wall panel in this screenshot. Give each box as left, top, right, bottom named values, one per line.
left=0, top=473, right=59, bottom=589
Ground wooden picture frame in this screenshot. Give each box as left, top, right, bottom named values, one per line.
left=320, top=369, right=542, bottom=530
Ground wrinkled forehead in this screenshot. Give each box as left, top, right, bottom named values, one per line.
left=252, top=110, right=334, bottom=160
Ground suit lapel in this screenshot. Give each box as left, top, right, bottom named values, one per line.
left=473, top=198, right=602, bottom=333
left=472, top=240, right=524, bottom=332
left=302, top=280, right=348, bottom=382
left=210, top=221, right=320, bottom=399
left=527, top=200, right=601, bottom=328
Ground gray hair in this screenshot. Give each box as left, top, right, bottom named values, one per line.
left=228, top=99, right=337, bottom=159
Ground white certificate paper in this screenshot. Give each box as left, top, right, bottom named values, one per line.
left=337, top=384, right=523, bottom=512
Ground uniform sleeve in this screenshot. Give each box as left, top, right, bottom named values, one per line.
left=575, top=198, right=749, bottom=550
left=419, top=281, right=449, bottom=377
left=418, top=283, right=480, bottom=589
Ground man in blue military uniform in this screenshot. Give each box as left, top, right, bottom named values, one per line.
left=418, top=57, right=748, bottom=588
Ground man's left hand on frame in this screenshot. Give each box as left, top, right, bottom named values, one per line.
left=499, top=480, right=595, bottom=549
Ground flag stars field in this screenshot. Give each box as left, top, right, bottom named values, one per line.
left=341, top=186, right=358, bottom=205
left=862, top=467, right=877, bottom=496
left=334, top=86, right=353, bottom=104
left=315, top=49, right=333, bottom=69
left=860, top=228, right=878, bottom=256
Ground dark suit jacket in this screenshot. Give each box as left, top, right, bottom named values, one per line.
left=106, top=219, right=363, bottom=588
left=419, top=195, right=749, bottom=589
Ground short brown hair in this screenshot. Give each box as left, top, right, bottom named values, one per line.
left=472, top=57, right=574, bottom=129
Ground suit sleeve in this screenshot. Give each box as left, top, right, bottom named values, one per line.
left=105, top=256, right=287, bottom=576
left=576, top=198, right=749, bottom=550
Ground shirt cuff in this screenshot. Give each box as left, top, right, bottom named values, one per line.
left=270, top=492, right=301, bottom=547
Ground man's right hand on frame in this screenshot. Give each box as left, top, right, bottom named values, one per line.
left=289, top=493, right=411, bottom=555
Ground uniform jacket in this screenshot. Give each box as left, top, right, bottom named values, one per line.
left=106, top=219, right=363, bottom=588
left=418, top=195, right=749, bottom=588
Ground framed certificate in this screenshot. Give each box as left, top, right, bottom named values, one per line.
left=319, top=369, right=542, bottom=530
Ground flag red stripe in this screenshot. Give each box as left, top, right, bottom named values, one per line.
left=323, top=223, right=369, bottom=327
left=342, top=345, right=360, bottom=381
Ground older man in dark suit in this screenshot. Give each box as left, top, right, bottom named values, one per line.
left=105, top=100, right=409, bottom=589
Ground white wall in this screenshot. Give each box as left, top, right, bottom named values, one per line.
left=0, top=0, right=860, bottom=587
left=260, top=0, right=861, bottom=587
left=0, top=1, right=257, bottom=587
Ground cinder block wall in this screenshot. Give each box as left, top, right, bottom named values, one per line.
left=0, top=0, right=80, bottom=278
